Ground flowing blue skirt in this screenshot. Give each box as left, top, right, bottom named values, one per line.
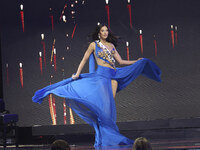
left=32, top=58, right=161, bottom=146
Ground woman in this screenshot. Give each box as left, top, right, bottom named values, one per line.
left=32, top=24, right=161, bottom=147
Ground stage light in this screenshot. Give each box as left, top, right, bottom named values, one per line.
left=126, top=42, right=129, bottom=60
left=139, top=30, right=143, bottom=55
left=170, top=25, right=175, bottom=48
left=19, top=63, right=23, bottom=88
left=62, top=15, right=67, bottom=22
left=105, top=1, right=110, bottom=27
left=20, top=4, right=23, bottom=10
left=175, top=26, right=177, bottom=31
left=39, top=52, right=42, bottom=57
left=53, top=48, right=57, bottom=72
left=127, top=1, right=133, bottom=28
left=49, top=8, right=54, bottom=31
left=126, top=41, right=129, bottom=47
left=20, top=4, right=25, bottom=32
left=41, top=34, right=44, bottom=40
left=175, top=26, right=178, bottom=45
left=39, top=52, right=43, bottom=74
left=41, top=35, right=46, bottom=66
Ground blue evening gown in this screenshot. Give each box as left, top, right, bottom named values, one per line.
left=32, top=44, right=161, bottom=147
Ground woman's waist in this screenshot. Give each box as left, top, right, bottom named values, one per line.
left=96, top=58, right=115, bottom=68
left=96, top=61, right=115, bottom=68
left=96, top=65, right=116, bottom=78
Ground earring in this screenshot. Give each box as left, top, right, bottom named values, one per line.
left=98, top=35, right=100, bottom=39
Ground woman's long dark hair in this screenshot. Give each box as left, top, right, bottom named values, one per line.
left=90, top=23, right=119, bottom=47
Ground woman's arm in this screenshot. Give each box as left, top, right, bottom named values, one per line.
left=114, top=47, right=142, bottom=65
left=72, top=42, right=95, bottom=79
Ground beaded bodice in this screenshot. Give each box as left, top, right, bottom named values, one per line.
left=95, top=41, right=116, bottom=69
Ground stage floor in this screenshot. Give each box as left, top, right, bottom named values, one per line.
left=2, top=138, right=200, bottom=150
left=2, top=118, right=200, bottom=149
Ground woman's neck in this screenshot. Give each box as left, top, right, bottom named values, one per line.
left=100, top=39, right=107, bottom=44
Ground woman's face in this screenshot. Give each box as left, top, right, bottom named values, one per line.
left=99, top=26, right=109, bottom=40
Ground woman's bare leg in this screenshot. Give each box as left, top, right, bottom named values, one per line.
left=111, top=80, right=118, bottom=98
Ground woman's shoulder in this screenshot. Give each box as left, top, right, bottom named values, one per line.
left=89, top=42, right=96, bottom=47
left=87, top=42, right=96, bottom=51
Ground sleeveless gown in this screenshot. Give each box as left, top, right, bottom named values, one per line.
left=32, top=43, right=161, bottom=147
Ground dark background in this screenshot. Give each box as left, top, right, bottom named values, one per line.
left=0, top=0, right=200, bottom=126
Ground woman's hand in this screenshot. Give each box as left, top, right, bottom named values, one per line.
left=137, top=58, right=143, bottom=61
left=72, top=73, right=79, bottom=80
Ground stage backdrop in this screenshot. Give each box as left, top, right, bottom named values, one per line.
left=0, top=0, right=200, bottom=126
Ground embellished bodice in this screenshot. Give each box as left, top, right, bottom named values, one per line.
left=95, top=40, right=116, bottom=69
